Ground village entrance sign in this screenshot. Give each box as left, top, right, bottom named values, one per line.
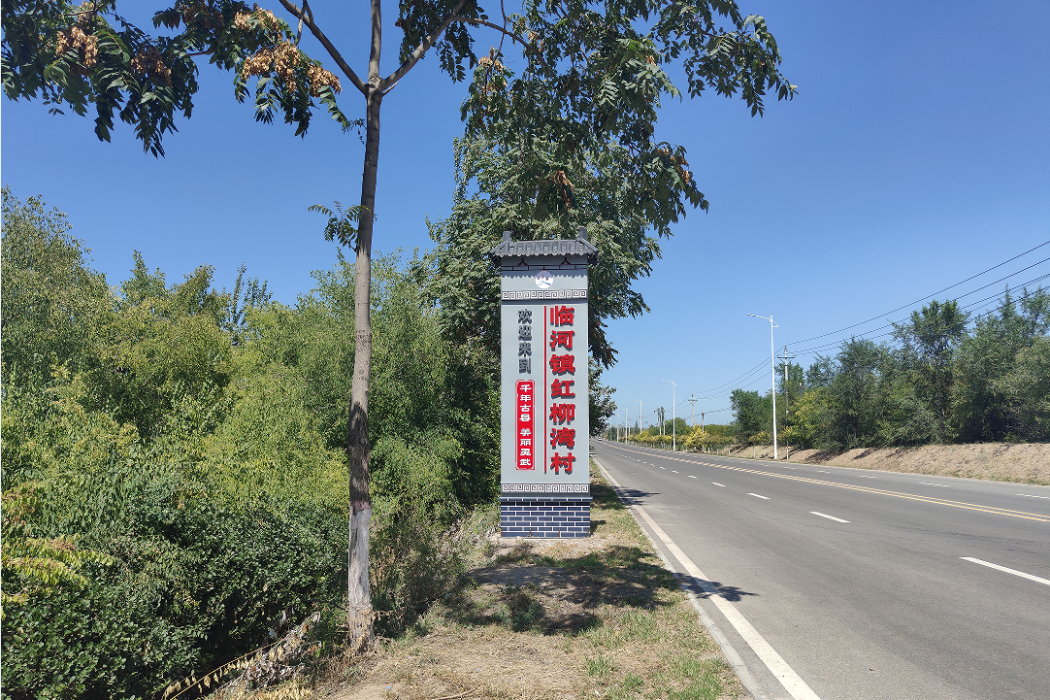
left=489, top=229, right=598, bottom=538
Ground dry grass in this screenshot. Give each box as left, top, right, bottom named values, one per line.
left=721, top=442, right=1050, bottom=485
left=274, top=462, right=743, bottom=700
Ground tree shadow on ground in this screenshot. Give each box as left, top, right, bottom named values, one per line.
left=607, top=487, right=660, bottom=508
left=675, top=572, right=759, bottom=603
left=437, top=542, right=682, bottom=637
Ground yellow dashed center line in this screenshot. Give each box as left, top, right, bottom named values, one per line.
left=605, top=445, right=1050, bottom=523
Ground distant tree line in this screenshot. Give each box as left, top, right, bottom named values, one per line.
left=730, top=296, right=1050, bottom=450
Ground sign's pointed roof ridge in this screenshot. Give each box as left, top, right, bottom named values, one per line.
left=488, top=228, right=598, bottom=264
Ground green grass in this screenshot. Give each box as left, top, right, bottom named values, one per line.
left=325, top=461, right=741, bottom=700
left=586, top=653, right=617, bottom=678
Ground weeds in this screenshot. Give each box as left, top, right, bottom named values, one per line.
left=234, top=462, right=741, bottom=699
left=586, top=653, right=616, bottom=678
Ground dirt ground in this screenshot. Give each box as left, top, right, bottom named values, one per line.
left=302, top=473, right=745, bottom=700
left=717, top=442, right=1050, bottom=485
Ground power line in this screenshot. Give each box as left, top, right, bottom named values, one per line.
left=793, top=273, right=1050, bottom=357
left=787, top=240, right=1050, bottom=347
left=688, top=355, right=769, bottom=395
left=668, top=241, right=1049, bottom=411
left=791, top=258, right=1049, bottom=355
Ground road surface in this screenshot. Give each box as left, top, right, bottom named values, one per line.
left=591, top=440, right=1050, bottom=700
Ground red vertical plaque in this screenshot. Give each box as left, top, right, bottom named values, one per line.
left=516, top=380, right=535, bottom=470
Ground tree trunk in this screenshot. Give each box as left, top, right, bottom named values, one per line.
left=346, top=0, right=383, bottom=651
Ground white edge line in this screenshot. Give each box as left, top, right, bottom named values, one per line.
left=590, top=459, right=773, bottom=700
left=960, top=557, right=1050, bottom=587
left=593, top=457, right=821, bottom=700
left=810, top=511, right=850, bottom=524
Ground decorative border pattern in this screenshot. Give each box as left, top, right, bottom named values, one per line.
left=502, top=289, right=587, bottom=301
left=501, top=483, right=589, bottom=493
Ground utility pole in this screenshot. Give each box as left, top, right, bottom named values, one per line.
left=748, top=313, right=779, bottom=460
left=778, top=345, right=796, bottom=417
left=663, top=379, right=677, bottom=451
left=778, top=345, right=795, bottom=461
left=701, top=412, right=705, bottom=431
left=688, top=393, right=698, bottom=428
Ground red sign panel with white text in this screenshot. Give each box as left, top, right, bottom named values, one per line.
left=516, top=380, right=535, bottom=470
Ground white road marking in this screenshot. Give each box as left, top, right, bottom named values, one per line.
left=919, top=482, right=949, bottom=488
left=672, top=470, right=679, bottom=473
left=660, top=467, right=666, bottom=470
left=857, top=475, right=876, bottom=479
left=748, top=493, right=770, bottom=500
left=594, top=460, right=822, bottom=700
left=960, top=557, right=1050, bottom=587
left=810, top=512, right=850, bottom=523
left=1018, top=494, right=1050, bottom=499
left=817, top=470, right=829, bottom=474
left=712, top=482, right=726, bottom=487
left=783, top=466, right=796, bottom=470
left=688, top=475, right=697, bottom=479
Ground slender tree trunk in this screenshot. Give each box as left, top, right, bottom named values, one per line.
left=346, top=0, right=383, bottom=650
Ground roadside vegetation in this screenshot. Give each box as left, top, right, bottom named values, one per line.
left=1, top=189, right=499, bottom=699
left=310, top=461, right=742, bottom=700
left=618, top=294, right=1050, bottom=454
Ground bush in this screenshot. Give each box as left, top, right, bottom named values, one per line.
left=1, top=193, right=499, bottom=698
left=1, top=459, right=346, bottom=700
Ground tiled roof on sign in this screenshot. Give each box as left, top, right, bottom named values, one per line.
left=488, top=228, right=599, bottom=264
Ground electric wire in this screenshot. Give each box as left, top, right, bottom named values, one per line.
left=788, top=257, right=1050, bottom=355
left=792, top=272, right=1050, bottom=357
left=787, top=239, right=1050, bottom=347
left=668, top=240, right=1049, bottom=415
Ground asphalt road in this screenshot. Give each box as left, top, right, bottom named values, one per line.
left=591, top=440, right=1050, bottom=700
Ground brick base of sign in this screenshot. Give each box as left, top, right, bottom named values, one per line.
left=499, top=497, right=591, bottom=538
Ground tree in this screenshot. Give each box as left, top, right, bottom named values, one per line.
left=0, top=186, right=110, bottom=384
left=826, top=338, right=886, bottom=449
left=588, top=360, right=617, bottom=437
left=3, top=0, right=795, bottom=645
left=992, top=336, right=1050, bottom=441
left=893, top=299, right=969, bottom=426
left=805, top=354, right=836, bottom=389
left=730, top=388, right=770, bottom=442
left=951, top=288, right=1050, bottom=441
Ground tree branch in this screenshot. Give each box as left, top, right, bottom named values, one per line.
left=450, top=16, right=528, bottom=47
left=278, top=0, right=368, bottom=96
left=381, top=0, right=470, bottom=91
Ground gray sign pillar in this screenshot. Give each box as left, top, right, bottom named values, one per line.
left=489, top=229, right=598, bottom=538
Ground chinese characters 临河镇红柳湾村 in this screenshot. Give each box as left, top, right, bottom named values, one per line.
left=547, top=305, right=576, bottom=475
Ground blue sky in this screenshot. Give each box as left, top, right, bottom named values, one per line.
left=3, top=0, right=1048, bottom=428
